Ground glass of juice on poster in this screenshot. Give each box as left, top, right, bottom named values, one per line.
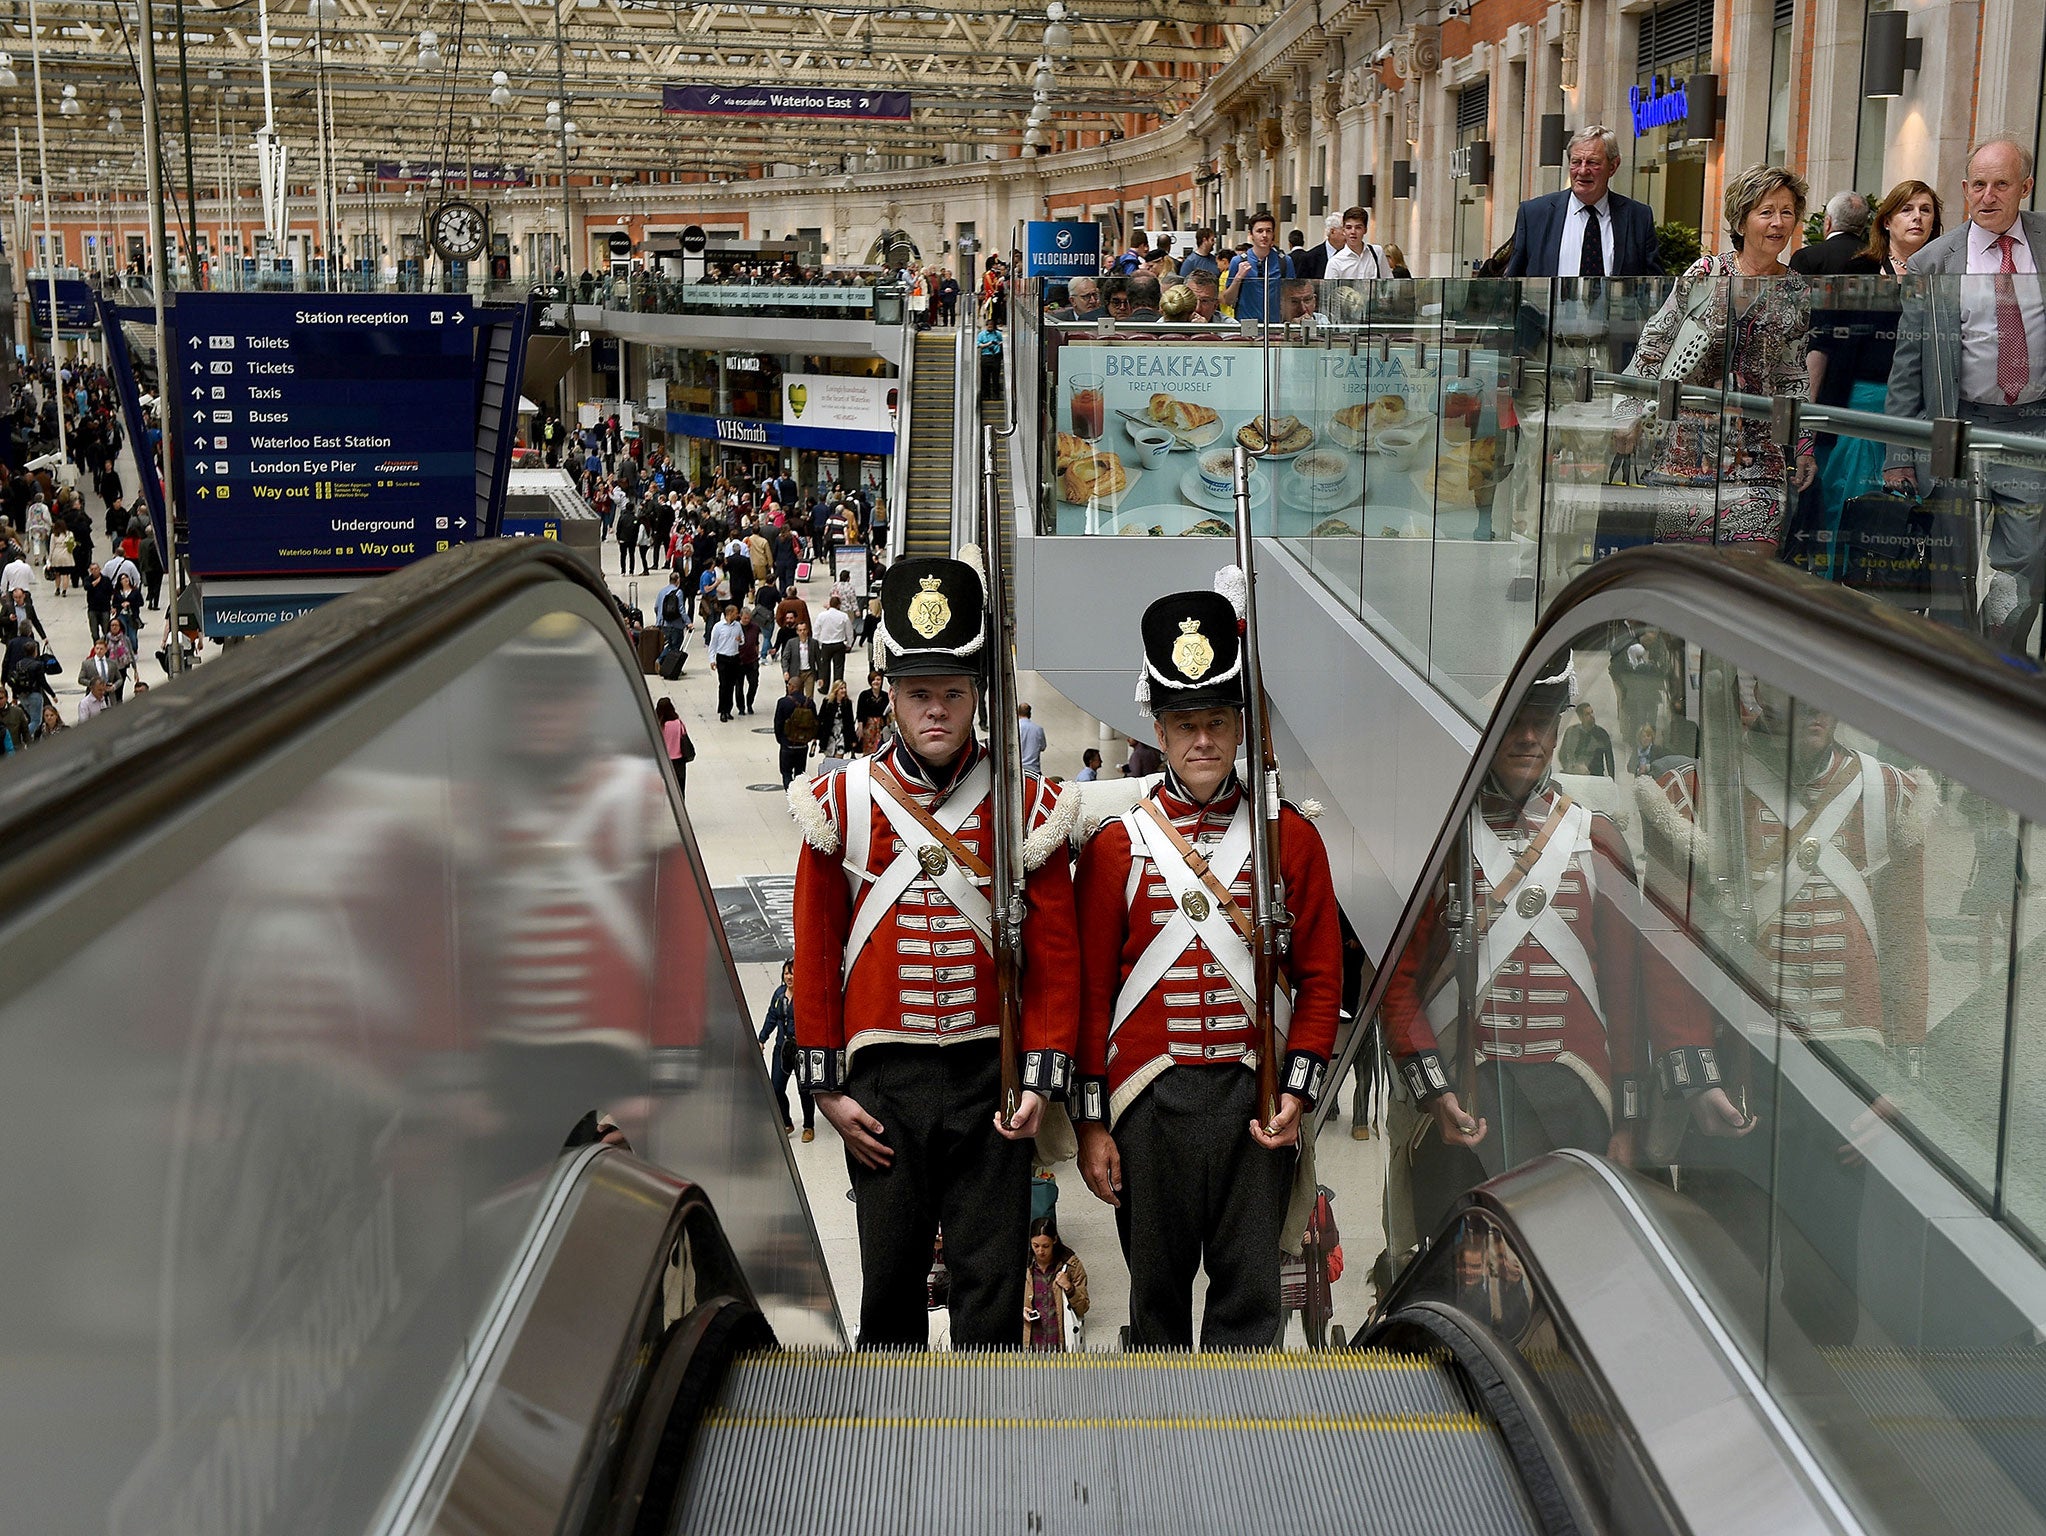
left=1071, top=373, right=1105, bottom=441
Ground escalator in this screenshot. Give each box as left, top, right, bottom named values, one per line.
left=5, top=539, right=2046, bottom=1536
left=901, top=329, right=959, bottom=559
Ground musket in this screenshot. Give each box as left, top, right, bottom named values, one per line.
left=981, top=257, right=1027, bottom=1124
left=1447, top=826, right=1480, bottom=1122
left=1232, top=443, right=1289, bottom=1131
left=1697, top=655, right=1755, bottom=1121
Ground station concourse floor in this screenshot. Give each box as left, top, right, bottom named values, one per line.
left=592, top=536, right=1389, bottom=1348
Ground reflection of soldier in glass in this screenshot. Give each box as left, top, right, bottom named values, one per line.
left=1638, top=680, right=1928, bottom=1342
left=1642, top=682, right=1930, bottom=1071
left=474, top=614, right=663, bottom=1177
left=1384, top=653, right=1734, bottom=1242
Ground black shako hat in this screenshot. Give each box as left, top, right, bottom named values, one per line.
left=1138, top=586, right=1244, bottom=715
left=878, top=554, right=987, bottom=678
left=1517, top=646, right=1579, bottom=717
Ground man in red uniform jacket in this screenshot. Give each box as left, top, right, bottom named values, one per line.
left=790, top=552, right=1080, bottom=1348
left=1071, top=579, right=1342, bottom=1348
left=1381, top=654, right=1743, bottom=1242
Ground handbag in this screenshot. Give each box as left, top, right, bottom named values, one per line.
left=1838, top=487, right=1975, bottom=622
left=1642, top=265, right=1723, bottom=396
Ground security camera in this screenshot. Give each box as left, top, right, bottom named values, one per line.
left=576, top=329, right=591, bottom=349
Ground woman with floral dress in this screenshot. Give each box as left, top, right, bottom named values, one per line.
left=1622, top=165, right=1819, bottom=558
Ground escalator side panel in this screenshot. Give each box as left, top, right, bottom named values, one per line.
left=0, top=549, right=838, bottom=1534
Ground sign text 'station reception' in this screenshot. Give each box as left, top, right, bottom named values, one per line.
left=176, top=293, right=482, bottom=577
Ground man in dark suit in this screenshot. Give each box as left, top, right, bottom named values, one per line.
left=1885, top=136, right=2046, bottom=650
left=1790, top=192, right=1880, bottom=275
left=1291, top=213, right=1344, bottom=282
left=1502, top=125, right=1662, bottom=278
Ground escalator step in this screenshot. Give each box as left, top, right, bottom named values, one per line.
left=676, top=1350, right=1538, bottom=1534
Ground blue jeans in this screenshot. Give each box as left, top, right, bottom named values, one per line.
left=658, top=622, right=688, bottom=667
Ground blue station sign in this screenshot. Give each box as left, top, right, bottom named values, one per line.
left=174, top=293, right=483, bottom=578
left=30, top=279, right=100, bottom=335
left=1022, top=221, right=1102, bottom=278
left=666, top=409, right=892, bottom=456
left=200, top=590, right=344, bottom=637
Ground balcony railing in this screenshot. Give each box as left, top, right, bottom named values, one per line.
left=1013, top=273, right=2046, bottom=721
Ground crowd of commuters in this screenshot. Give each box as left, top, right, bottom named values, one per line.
left=0, top=357, right=178, bottom=749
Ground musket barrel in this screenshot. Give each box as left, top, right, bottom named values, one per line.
left=982, top=423, right=1027, bottom=1124
left=1232, top=445, right=1283, bottom=1129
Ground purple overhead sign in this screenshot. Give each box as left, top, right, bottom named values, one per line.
left=663, top=84, right=912, bottom=121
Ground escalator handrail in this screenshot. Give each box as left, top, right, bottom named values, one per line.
left=1367, top=1301, right=1608, bottom=1536
left=1311, top=544, right=2046, bottom=1138
left=1369, top=1151, right=1867, bottom=1536
left=373, top=1145, right=773, bottom=1536
left=0, top=540, right=619, bottom=925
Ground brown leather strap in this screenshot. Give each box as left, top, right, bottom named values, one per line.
left=872, top=767, right=993, bottom=879
left=1139, top=798, right=1254, bottom=944
left=1476, top=791, right=1576, bottom=936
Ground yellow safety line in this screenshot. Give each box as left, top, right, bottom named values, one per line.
left=734, top=1351, right=1442, bottom=1373
left=699, top=1412, right=1490, bottom=1433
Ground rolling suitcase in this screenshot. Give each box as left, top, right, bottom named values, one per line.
left=624, top=581, right=662, bottom=675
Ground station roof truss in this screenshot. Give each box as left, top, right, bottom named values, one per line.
left=1, top=0, right=1278, bottom=190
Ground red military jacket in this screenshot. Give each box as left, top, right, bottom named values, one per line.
left=1382, top=781, right=1707, bottom=1124
left=789, top=740, right=1081, bottom=1094
left=1642, top=744, right=1928, bottom=1064
left=483, top=754, right=684, bottom=1056
left=1072, top=775, right=1342, bottom=1128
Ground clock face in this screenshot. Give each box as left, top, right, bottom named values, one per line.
left=430, top=200, right=488, bottom=261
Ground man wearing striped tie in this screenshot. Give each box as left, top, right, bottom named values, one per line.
left=1886, top=136, right=2046, bottom=652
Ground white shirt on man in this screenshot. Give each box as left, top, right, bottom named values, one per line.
left=1554, top=194, right=1613, bottom=280
left=1326, top=244, right=1387, bottom=280
left=1960, top=220, right=2046, bottom=406
left=812, top=606, right=855, bottom=646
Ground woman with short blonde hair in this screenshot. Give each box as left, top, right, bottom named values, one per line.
left=1723, top=164, right=1810, bottom=251
left=1622, top=163, right=1816, bottom=554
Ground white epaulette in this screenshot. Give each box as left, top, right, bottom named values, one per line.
left=1023, top=778, right=1082, bottom=870
left=786, top=772, right=841, bottom=854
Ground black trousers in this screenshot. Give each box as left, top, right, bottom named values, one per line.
left=715, top=655, right=742, bottom=719
left=1406, top=1062, right=1609, bottom=1247
left=1113, top=1066, right=1294, bottom=1349
left=841, top=1040, right=1030, bottom=1348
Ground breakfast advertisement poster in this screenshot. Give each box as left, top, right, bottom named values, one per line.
left=1047, top=340, right=1466, bottom=537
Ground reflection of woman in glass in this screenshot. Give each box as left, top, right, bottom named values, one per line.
left=1624, top=165, right=1817, bottom=558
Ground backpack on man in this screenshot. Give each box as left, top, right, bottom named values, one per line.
left=783, top=697, right=818, bottom=746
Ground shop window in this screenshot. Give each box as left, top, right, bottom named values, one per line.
left=2034, top=27, right=2046, bottom=210
left=1454, top=80, right=1492, bottom=271
left=1852, top=0, right=1894, bottom=197
left=1629, top=0, right=1715, bottom=233
left=1766, top=0, right=1794, bottom=169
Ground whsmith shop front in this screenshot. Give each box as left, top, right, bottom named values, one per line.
left=662, top=357, right=896, bottom=496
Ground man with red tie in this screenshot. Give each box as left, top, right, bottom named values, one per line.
left=1886, top=136, right=2046, bottom=651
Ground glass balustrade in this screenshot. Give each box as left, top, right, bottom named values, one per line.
left=1016, top=274, right=2046, bottom=719
left=1369, top=602, right=2046, bottom=1536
